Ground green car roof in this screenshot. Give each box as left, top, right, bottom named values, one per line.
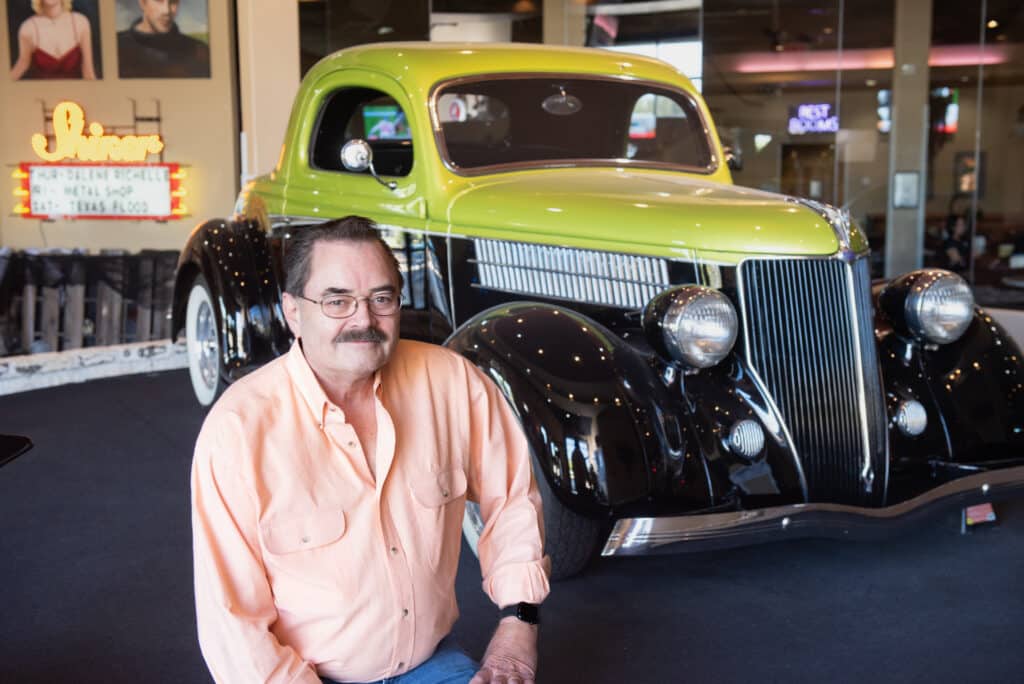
left=304, top=41, right=702, bottom=93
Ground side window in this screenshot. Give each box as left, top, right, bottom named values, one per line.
left=626, top=93, right=709, bottom=168
left=310, top=87, right=414, bottom=177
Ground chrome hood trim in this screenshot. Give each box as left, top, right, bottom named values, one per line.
left=602, top=465, right=1024, bottom=556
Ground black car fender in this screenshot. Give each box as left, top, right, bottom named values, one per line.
left=680, top=355, right=810, bottom=509
left=874, top=300, right=1024, bottom=497
left=171, top=218, right=290, bottom=383
left=446, top=302, right=714, bottom=517
left=918, top=309, right=1024, bottom=465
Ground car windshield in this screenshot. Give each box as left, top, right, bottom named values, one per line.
left=434, top=76, right=714, bottom=173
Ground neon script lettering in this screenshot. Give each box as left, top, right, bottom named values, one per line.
left=31, top=102, right=164, bottom=163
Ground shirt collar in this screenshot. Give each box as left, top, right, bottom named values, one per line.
left=285, top=340, right=384, bottom=428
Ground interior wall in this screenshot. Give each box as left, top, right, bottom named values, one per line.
left=0, top=0, right=239, bottom=252
left=543, top=0, right=586, bottom=46
left=430, top=13, right=513, bottom=42
left=237, top=0, right=300, bottom=183
left=928, top=83, right=1024, bottom=220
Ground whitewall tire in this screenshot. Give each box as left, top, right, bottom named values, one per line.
left=462, top=501, right=485, bottom=558
left=185, top=275, right=224, bottom=407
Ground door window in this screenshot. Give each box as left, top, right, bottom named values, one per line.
left=311, top=88, right=414, bottom=177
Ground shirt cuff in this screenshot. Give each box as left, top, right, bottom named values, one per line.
left=483, top=557, right=552, bottom=608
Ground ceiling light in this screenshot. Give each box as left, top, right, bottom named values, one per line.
left=866, top=79, right=877, bottom=87
left=823, top=27, right=833, bottom=35
left=987, top=19, right=998, bottom=29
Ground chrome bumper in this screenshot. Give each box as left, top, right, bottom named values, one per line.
left=602, top=465, right=1024, bottom=557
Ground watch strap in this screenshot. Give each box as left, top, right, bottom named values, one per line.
left=499, top=601, right=540, bottom=625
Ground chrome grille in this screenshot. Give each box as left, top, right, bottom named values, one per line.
left=739, top=257, right=886, bottom=505
left=472, top=239, right=670, bottom=310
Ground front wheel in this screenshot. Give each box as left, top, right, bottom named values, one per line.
left=185, top=275, right=224, bottom=407
left=462, top=462, right=604, bottom=581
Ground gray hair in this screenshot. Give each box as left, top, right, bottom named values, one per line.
left=283, top=216, right=403, bottom=296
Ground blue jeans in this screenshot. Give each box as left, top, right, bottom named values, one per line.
left=321, top=636, right=479, bottom=684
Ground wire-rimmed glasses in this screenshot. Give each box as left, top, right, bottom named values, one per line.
left=296, top=291, right=402, bottom=319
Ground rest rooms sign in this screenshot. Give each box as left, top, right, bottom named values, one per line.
left=21, top=163, right=179, bottom=220
left=788, top=103, right=839, bottom=135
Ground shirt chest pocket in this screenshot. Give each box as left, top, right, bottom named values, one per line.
left=259, top=507, right=346, bottom=555
left=408, top=468, right=468, bottom=508
left=406, top=469, right=468, bottom=569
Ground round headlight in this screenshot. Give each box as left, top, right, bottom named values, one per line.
left=646, top=286, right=738, bottom=368
left=905, top=270, right=974, bottom=344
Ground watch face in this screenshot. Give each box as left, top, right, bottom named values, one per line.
left=500, top=602, right=539, bottom=624
left=515, top=602, right=539, bottom=625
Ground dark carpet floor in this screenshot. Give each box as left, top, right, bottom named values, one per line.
left=1, top=370, right=1023, bottom=683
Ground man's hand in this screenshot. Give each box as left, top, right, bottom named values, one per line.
left=470, top=617, right=539, bottom=684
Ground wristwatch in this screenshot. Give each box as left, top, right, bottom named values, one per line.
left=499, top=601, right=540, bottom=625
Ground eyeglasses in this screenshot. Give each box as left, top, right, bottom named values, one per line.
left=296, top=292, right=403, bottom=319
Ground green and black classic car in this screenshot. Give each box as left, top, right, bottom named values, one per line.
left=173, top=43, right=1024, bottom=578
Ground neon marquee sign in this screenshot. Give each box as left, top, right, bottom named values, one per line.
left=13, top=101, right=187, bottom=220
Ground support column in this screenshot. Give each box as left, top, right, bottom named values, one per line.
left=236, top=0, right=301, bottom=183
left=884, top=0, right=933, bottom=277
left=543, top=0, right=587, bottom=46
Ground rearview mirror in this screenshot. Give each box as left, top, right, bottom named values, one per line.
left=340, top=139, right=397, bottom=191
left=340, top=139, right=372, bottom=172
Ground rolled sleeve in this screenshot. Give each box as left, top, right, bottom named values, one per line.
left=464, top=363, right=551, bottom=607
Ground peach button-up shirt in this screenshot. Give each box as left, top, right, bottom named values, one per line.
left=191, top=340, right=550, bottom=684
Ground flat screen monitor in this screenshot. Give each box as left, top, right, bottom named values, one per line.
left=363, top=105, right=411, bottom=141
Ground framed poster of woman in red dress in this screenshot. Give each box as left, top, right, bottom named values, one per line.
left=7, top=0, right=102, bottom=80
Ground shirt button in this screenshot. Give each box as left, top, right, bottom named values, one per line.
left=398, top=662, right=405, bottom=669
left=390, top=546, right=398, bottom=555
left=347, top=441, right=356, bottom=448
left=402, top=608, right=409, bottom=617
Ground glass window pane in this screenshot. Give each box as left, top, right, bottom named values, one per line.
left=436, top=77, right=713, bottom=171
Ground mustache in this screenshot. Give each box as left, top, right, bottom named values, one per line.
left=334, top=327, right=388, bottom=344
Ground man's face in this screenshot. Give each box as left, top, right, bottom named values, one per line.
left=282, top=240, right=401, bottom=385
left=138, top=0, right=179, bottom=33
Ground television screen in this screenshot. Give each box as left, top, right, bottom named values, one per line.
left=876, top=88, right=959, bottom=135
left=876, top=90, right=891, bottom=133
left=363, top=105, right=410, bottom=141
left=932, top=87, right=959, bottom=135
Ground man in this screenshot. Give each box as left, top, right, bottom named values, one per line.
left=191, top=216, right=550, bottom=684
left=117, top=0, right=209, bottom=78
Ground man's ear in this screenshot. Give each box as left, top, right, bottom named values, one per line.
left=281, top=292, right=302, bottom=339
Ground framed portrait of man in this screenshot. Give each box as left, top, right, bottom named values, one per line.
left=7, top=0, right=103, bottom=80
left=115, top=0, right=210, bottom=79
